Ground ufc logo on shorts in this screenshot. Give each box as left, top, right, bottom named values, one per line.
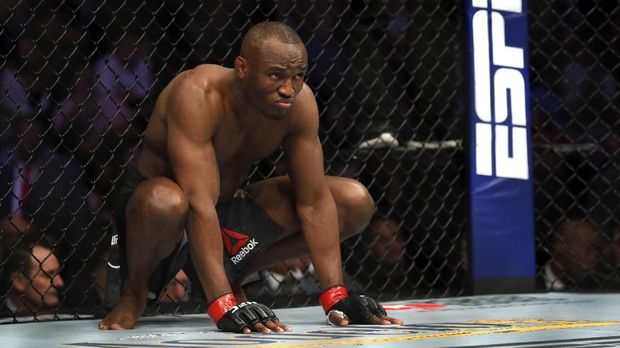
left=472, top=0, right=528, bottom=180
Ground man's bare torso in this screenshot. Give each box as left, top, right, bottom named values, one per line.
left=136, top=64, right=293, bottom=200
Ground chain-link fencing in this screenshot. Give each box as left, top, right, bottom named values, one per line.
left=529, top=0, right=620, bottom=291
left=1, top=0, right=616, bottom=324
left=0, top=0, right=468, bottom=321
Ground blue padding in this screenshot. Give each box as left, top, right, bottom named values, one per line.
left=465, top=0, right=535, bottom=282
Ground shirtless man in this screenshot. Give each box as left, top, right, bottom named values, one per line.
left=98, top=21, right=402, bottom=333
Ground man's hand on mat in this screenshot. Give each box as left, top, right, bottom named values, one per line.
left=328, top=308, right=403, bottom=326
left=219, top=301, right=291, bottom=333
left=209, top=294, right=291, bottom=333
left=325, top=293, right=403, bottom=326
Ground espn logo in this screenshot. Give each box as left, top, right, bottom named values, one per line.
left=472, top=0, right=529, bottom=180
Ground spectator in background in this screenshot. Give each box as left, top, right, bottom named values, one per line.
left=541, top=219, right=602, bottom=291
left=367, top=216, right=407, bottom=267
left=0, top=116, right=91, bottom=241
left=0, top=242, right=64, bottom=320
left=158, top=270, right=191, bottom=304
left=0, top=115, right=97, bottom=307
left=343, top=213, right=411, bottom=295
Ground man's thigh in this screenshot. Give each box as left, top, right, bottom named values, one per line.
left=249, top=176, right=301, bottom=234
left=250, top=175, right=370, bottom=233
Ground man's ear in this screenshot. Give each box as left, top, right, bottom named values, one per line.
left=234, top=56, right=247, bottom=79
left=11, top=272, right=28, bottom=292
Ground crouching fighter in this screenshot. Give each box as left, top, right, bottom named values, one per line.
left=99, top=21, right=402, bottom=333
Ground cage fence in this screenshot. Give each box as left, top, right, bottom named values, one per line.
left=0, top=0, right=617, bottom=322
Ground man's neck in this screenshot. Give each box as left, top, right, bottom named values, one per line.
left=5, top=294, right=34, bottom=314
left=6, top=293, right=47, bottom=315
left=4, top=295, right=18, bottom=313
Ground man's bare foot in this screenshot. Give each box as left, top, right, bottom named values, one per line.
left=98, top=293, right=147, bottom=330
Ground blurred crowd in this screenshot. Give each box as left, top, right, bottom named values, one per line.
left=0, top=0, right=618, bottom=322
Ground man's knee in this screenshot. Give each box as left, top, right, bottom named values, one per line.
left=337, top=179, right=375, bottom=237
left=130, top=177, right=189, bottom=224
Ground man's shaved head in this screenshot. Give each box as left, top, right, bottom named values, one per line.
left=240, top=21, right=303, bottom=57
left=234, top=21, right=307, bottom=120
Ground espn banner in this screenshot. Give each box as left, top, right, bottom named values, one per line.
left=466, top=0, right=535, bottom=293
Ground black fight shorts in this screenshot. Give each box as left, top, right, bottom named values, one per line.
left=104, top=171, right=284, bottom=308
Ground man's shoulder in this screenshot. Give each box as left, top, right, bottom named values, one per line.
left=298, top=82, right=314, bottom=97
left=297, top=83, right=318, bottom=110
left=175, top=64, right=231, bottom=88
left=165, top=64, right=231, bottom=103
left=158, top=65, right=230, bottom=129
left=287, top=83, right=319, bottom=128
left=194, top=63, right=231, bottom=74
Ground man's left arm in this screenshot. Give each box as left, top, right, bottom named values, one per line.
left=284, top=85, right=402, bottom=326
left=283, top=85, right=343, bottom=291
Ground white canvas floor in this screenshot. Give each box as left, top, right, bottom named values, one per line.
left=1, top=292, right=620, bottom=347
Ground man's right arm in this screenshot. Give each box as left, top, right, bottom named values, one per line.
left=165, top=77, right=231, bottom=302
left=165, top=76, right=287, bottom=333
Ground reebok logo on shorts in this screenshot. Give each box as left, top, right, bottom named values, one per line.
left=221, top=228, right=249, bottom=254
left=221, top=228, right=259, bottom=265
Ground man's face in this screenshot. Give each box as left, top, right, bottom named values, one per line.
left=159, top=270, right=190, bottom=303
left=242, top=39, right=307, bottom=120
left=369, top=218, right=405, bottom=265
left=22, top=246, right=64, bottom=308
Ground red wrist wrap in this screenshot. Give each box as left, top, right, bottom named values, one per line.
left=319, top=286, right=349, bottom=313
left=207, top=293, right=237, bottom=323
